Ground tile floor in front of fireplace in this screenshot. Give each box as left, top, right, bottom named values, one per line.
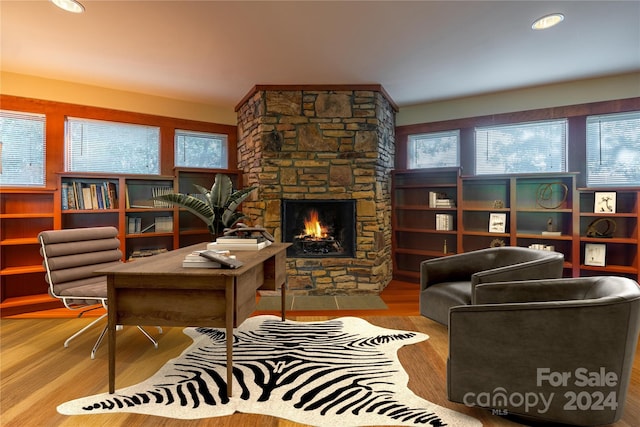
left=256, top=295, right=388, bottom=311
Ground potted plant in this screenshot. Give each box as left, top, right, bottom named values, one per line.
left=154, top=173, right=257, bottom=237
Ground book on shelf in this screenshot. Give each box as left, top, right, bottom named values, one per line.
left=541, top=231, right=562, bottom=236
left=435, top=213, right=454, bottom=231
left=206, top=240, right=271, bottom=251
left=90, top=184, right=100, bottom=209
left=154, top=216, right=173, bottom=232
left=106, top=182, right=118, bottom=209
left=128, top=247, right=168, bottom=261
left=215, top=235, right=267, bottom=244
left=428, top=191, right=455, bottom=208
left=61, top=183, right=69, bottom=210
left=82, top=186, right=93, bottom=209
left=127, top=216, right=142, bottom=234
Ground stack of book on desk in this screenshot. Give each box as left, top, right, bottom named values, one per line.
left=182, top=249, right=232, bottom=268
left=207, top=235, right=271, bottom=251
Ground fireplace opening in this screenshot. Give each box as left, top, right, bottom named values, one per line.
left=282, top=199, right=356, bottom=258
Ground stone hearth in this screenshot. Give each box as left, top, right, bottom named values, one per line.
left=236, top=85, right=396, bottom=295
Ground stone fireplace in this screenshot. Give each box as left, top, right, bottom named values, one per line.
left=235, top=85, right=396, bottom=295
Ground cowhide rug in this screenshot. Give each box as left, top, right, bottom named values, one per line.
left=58, top=316, right=480, bottom=427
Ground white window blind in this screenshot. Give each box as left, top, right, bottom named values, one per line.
left=0, top=110, right=46, bottom=187
left=475, top=119, right=567, bottom=175
left=66, top=117, right=160, bottom=174
left=586, top=111, right=640, bottom=187
left=175, top=129, right=228, bottom=169
left=407, top=130, right=459, bottom=169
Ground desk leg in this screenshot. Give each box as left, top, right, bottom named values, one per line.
left=107, top=277, right=116, bottom=394
left=281, top=281, right=286, bottom=321
left=226, top=278, right=234, bottom=397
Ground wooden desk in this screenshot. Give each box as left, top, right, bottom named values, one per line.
left=100, top=242, right=290, bottom=396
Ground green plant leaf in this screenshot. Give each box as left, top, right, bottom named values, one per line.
left=153, top=193, right=213, bottom=226
left=222, top=210, right=247, bottom=228
left=210, top=174, right=233, bottom=209
left=225, top=185, right=257, bottom=212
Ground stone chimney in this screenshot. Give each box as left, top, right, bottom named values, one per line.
left=235, top=85, right=397, bottom=295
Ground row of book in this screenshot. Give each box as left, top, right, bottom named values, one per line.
left=206, top=235, right=271, bottom=251
left=435, top=213, right=454, bottom=231
left=61, top=181, right=118, bottom=210
left=125, top=185, right=174, bottom=209
left=428, top=191, right=456, bottom=208
left=126, top=216, right=173, bottom=234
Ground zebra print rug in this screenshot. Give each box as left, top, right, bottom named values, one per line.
left=57, top=315, right=480, bottom=427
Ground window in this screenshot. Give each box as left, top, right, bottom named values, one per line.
left=0, top=110, right=46, bottom=187
left=66, top=117, right=160, bottom=174
left=175, top=130, right=228, bottom=169
left=586, top=111, right=640, bottom=187
left=407, top=130, right=459, bottom=169
left=475, top=119, right=567, bottom=175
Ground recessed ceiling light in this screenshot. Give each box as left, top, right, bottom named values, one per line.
left=51, top=0, right=85, bottom=14
left=532, top=13, right=564, bottom=30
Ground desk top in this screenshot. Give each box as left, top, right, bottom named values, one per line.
left=97, top=242, right=290, bottom=277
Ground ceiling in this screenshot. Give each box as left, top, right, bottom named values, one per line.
left=1, top=1, right=639, bottom=111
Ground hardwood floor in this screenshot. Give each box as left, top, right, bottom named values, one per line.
left=1, top=280, right=639, bottom=427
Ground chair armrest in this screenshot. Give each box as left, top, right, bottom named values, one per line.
left=447, top=299, right=640, bottom=425
left=472, top=254, right=563, bottom=284
left=473, top=278, right=593, bottom=304
left=471, top=254, right=564, bottom=301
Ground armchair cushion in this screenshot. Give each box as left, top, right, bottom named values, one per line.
left=420, top=247, right=564, bottom=325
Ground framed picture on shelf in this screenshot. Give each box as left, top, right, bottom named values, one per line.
left=594, top=192, right=616, bottom=214
left=584, top=243, right=606, bottom=266
left=488, top=213, right=507, bottom=233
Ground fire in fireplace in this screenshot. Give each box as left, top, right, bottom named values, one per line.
left=282, top=199, right=356, bottom=258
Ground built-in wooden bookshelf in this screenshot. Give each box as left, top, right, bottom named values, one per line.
left=0, top=189, right=59, bottom=308
left=0, top=94, right=239, bottom=315
left=392, top=168, right=639, bottom=283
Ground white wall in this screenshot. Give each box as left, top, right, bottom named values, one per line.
left=3, top=71, right=638, bottom=127
left=0, top=72, right=237, bottom=125
left=395, top=72, right=640, bottom=126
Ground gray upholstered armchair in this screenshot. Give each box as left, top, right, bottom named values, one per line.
left=39, top=226, right=161, bottom=358
left=420, top=246, right=564, bottom=326
left=447, top=276, right=640, bottom=426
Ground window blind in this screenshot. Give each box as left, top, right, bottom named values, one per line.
left=175, top=129, right=228, bottom=169
left=66, top=117, right=160, bottom=174
left=586, top=111, right=640, bottom=187
left=475, top=119, right=567, bottom=175
left=407, top=130, right=459, bottom=169
left=0, top=110, right=46, bottom=187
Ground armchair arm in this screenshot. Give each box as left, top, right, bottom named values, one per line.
left=473, top=277, right=593, bottom=305
left=448, top=298, right=640, bottom=425
left=471, top=253, right=564, bottom=302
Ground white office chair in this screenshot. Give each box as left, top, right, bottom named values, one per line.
left=39, top=226, right=161, bottom=359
